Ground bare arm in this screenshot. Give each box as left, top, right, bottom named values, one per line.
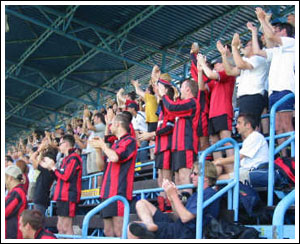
left=231, top=33, right=253, bottom=70
left=163, top=179, right=195, bottom=223
left=89, top=137, right=119, bottom=163
left=197, top=53, right=219, bottom=80
left=196, top=54, right=207, bottom=91
left=247, top=22, right=267, bottom=57
left=216, top=40, right=240, bottom=76
left=255, top=7, right=282, bottom=45
left=131, top=80, right=145, bottom=99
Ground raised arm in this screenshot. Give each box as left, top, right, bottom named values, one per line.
left=247, top=22, right=267, bottom=57
left=255, top=7, right=282, bottom=45
left=197, top=53, right=219, bottom=80
left=217, top=40, right=240, bottom=76
left=231, top=33, right=253, bottom=70
left=196, top=54, right=207, bottom=91
left=131, top=80, right=145, bottom=99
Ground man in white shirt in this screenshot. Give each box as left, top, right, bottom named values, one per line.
left=217, top=31, right=269, bottom=128
left=127, top=103, right=149, bottom=162
left=213, top=113, right=268, bottom=183
left=250, top=7, right=295, bottom=157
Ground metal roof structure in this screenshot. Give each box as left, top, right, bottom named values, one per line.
left=4, top=4, right=295, bottom=147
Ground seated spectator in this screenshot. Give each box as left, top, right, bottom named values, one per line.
left=5, top=165, right=28, bottom=239
left=19, top=209, right=57, bottom=239
left=213, top=113, right=269, bottom=182
left=127, top=162, right=220, bottom=239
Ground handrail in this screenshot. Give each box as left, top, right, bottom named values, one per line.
left=81, top=195, right=130, bottom=239
left=268, top=93, right=295, bottom=206
left=272, top=190, right=295, bottom=239
left=196, top=137, right=240, bottom=239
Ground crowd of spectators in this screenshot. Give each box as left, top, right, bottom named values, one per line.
left=5, top=8, right=295, bottom=239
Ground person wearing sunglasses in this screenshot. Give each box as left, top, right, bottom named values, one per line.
left=127, top=161, right=220, bottom=239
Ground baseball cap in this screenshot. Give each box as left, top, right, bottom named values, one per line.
left=205, top=161, right=218, bottom=179
left=5, top=165, right=23, bottom=179
left=127, top=102, right=139, bottom=111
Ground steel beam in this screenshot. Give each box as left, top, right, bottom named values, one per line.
left=7, top=74, right=96, bottom=107
left=6, top=121, right=32, bottom=130
left=36, top=6, right=185, bottom=62
left=5, top=5, right=79, bottom=79
left=6, top=5, right=163, bottom=121
left=6, top=96, right=72, bottom=118
left=10, top=114, right=53, bottom=127
left=6, top=7, right=162, bottom=73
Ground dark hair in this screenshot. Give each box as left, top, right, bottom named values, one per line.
left=184, top=79, right=199, bottom=98
left=147, top=85, right=155, bottom=95
left=225, top=43, right=232, bottom=52
left=94, top=112, right=106, bottom=125
left=115, top=113, right=131, bottom=133
left=238, top=113, right=257, bottom=130
left=274, top=22, right=294, bottom=38
left=42, top=146, right=58, bottom=163
left=20, top=209, right=44, bottom=231
left=5, top=155, right=13, bottom=163
left=62, top=134, right=75, bottom=148
left=127, top=91, right=136, bottom=100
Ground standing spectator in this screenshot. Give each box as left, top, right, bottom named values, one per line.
left=253, top=7, right=295, bottom=157
left=41, top=134, right=82, bottom=235
left=213, top=113, right=269, bottom=182
left=138, top=76, right=175, bottom=212
left=158, top=78, right=200, bottom=197
left=127, top=102, right=149, bottom=162
left=19, top=209, right=57, bottom=239
left=216, top=32, right=269, bottom=128
left=89, top=113, right=137, bottom=237
left=117, top=88, right=138, bottom=111
left=84, top=110, right=106, bottom=186
left=131, top=78, right=158, bottom=159
left=127, top=162, right=220, bottom=239
left=197, top=51, right=236, bottom=162
left=30, top=143, right=57, bottom=215
left=5, top=165, right=28, bottom=239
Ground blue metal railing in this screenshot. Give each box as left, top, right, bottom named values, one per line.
left=268, top=93, right=295, bottom=206
left=272, top=190, right=295, bottom=239
left=196, top=137, right=240, bottom=239
left=81, top=195, right=130, bottom=239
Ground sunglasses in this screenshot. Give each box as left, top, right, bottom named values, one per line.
left=191, top=171, right=199, bottom=176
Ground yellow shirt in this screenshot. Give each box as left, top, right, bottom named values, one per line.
left=144, top=93, right=158, bottom=123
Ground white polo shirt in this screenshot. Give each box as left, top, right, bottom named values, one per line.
left=265, top=37, right=295, bottom=96
left=237, top=55, right=269, bottom=97
left=240, top=131, right=269, bottom=170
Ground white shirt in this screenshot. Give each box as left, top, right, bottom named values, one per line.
left=237, top=55, right=269, bottom=97
left=132, top=111, right=148, bottom=132
left=240, top=131, right=269, bottom=170
left=265, top=37, right=295, bottom=96
left=83, top=123, right=106, bottom=154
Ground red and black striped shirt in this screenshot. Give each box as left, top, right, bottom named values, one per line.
left=53, top=151, right=82, bottom=203
left=34, top=228, right=57, bottom=239
left=101, top=133, right=137, bottom=200
left=5, top=184, right=27, bottom=239
left=154, top=110, right=174, bottom=154
left=162, top=95, right=200, bottom=153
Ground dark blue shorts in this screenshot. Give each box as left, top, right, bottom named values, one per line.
left=269, top=90, right=294, bottom=112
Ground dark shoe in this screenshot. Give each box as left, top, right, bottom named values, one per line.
left=129, top=222, right=156, bottom=239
